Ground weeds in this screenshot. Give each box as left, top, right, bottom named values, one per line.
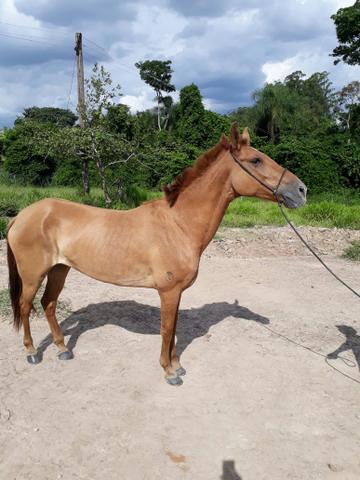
left=0, top=286, right=72, bottom=322
left=342, top=241, right=360, bottom=261
left=0, top=184, right=359, bottom=230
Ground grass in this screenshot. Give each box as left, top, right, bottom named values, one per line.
left=0, top=185, right=359, bottom=236
left=342, top=241, right=360, bottom=261
left=223, top=190, right=360, bottom=229
left=0, top=287, right=72, bottom=322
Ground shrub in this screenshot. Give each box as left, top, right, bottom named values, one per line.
left=0, top=218, right=8, bottom=239
left=342, top=241, right=360, bottom=261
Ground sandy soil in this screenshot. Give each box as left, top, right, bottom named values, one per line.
left=0, top=226, right=359, bottom=480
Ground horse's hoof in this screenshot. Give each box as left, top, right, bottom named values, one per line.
left=176, top=366, right=186, bottom=376
left=57, top=350, right=73, bottom=361
left=27, top=353, right=42, bottom=365
left=166, top=375, right=183, bottom=386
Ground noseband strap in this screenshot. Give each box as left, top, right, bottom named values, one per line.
left=230, top=150, right=287, bottom=201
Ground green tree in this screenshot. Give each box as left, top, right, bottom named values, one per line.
left=15, top=107, right=77, bottom=128
left=105, top=104, right=135, bottom=140
left=135, top=60, right=176, bottom=130
left=83, top=63, right=122, bottom=127
left=252, top=83, right=298, bottom=142
left=176, top=84, right=205, bottom=146
left=334, top=81, right=360, bottom=136
left=175, top=83, right=231, bottom=148
left=67, top=63, right=123, bottom=196
left=3, top=120, right=57, bottom=185
left=52, top=127, right=134, bottom=206
left=331, top=0, right=360, bottom=65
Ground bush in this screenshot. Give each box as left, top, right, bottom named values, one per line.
left=3, top=121, right=57, bottom=185
left=262, top=137, right=342, bottom=193
left=342, top=241, right=360, bottom=261
left=0, top=199, right=19, bottom=217
left=0, top=218, right=8, bottom=239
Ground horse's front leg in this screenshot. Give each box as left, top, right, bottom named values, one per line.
left=159, top=288, right=183, bottom=386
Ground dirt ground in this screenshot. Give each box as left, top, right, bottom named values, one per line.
left=0, top=226, right=359, bottom=480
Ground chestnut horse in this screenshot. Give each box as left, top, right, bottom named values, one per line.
left=7, top=123, right=306, bottom=385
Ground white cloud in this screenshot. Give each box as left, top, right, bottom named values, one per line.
left=0, top=0, right=359, bottom=125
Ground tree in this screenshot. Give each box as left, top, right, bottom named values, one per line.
left=302, top=72, right=334, bottom=120
left=15, top=107, right=77, bottom=128
left=334, top=81, right=360, bottom=136
left=331, top=0, right=360, bottom=65
left=252, top=83, right=297, bottom=142
left=65, top=63, right=123, bottom=196
left=105, top=104, right=135, bottom=139
left=52, top=127, right=134, bottom=207
left=83, top=63, right=122, bottom=127
left=3, top=120, right=57, bottom=185
left=135, top=60, right=176, bottom=130
left=175, top=84, right=205, bottom=146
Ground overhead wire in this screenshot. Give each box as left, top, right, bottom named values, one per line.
left=0, top=31, right=69, bottom=48
left=66, top=56, right=77, bottom=110
left=0, top=20, right=69, bottom=37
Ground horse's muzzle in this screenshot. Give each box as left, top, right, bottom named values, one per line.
left=278, top=180, right=307, bottom=209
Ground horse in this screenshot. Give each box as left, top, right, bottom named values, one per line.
left=6, top=123, right=307, bottom=385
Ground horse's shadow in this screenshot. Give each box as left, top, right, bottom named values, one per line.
left=38, top=299, right=269, bottom=359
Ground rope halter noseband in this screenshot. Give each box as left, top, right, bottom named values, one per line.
left=230, top=149, right=287, bottom=201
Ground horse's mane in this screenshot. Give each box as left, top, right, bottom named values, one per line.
left=163, top=140, right=228, bottom=206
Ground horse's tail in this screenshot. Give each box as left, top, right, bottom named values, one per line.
left=6, top=221, right=22, bottom=330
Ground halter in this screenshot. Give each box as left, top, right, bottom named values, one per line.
left=230, top=150, right=287, bottom=201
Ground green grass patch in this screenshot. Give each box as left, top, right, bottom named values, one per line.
left=0, top=217, right=8, bottom=239
left=0, top=286, right=72, bottom=322
left=222, top=191, right=360, bottom=230
left=342, top=241, right=360, bottom=261
left=0, top=184, right=359, bottom=230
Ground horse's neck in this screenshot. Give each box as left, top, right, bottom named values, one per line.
left=172, top=160, right=234, bottom=251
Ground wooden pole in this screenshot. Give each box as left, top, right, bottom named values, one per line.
left=75, top=32, right=85, bottom=127
left=74, top=32, right=89, bottom=194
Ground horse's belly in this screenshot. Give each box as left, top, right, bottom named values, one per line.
left=62, top=242, right=156, bottom=288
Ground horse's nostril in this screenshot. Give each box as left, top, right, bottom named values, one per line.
left=299, top=186, right=305, bottom=196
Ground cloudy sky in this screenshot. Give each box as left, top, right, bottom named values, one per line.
left=0, top=0, right=358, bottom=127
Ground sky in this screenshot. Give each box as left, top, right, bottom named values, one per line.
left=0, top=0, right=358, bottom=127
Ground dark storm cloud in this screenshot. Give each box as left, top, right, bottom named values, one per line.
left=0, top=36, right=73, bottom=66
left=14, top=0, right=138, bottom=26
left=0, top=35, right=107, bottom=67
left=165, top=0, right=265, bottom=18
left=0, top=0, right=357, bottom=127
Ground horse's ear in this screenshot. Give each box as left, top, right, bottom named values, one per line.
left=229, top=122, right=241, bottom=150
left=220, top=133, right=230, bottom=149
left=241, top=127, right=251, bottom=146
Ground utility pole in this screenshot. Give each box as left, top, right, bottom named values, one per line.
left=75, top=32, right=85, bottom=127
left=74, top=32, right=89, bottom=194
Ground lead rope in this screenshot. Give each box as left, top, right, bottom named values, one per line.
left=275, top=197, right=360, bottom=385
left=276, top=199, right=360, bottom=299
left=231, top=151, right=360, bottom=383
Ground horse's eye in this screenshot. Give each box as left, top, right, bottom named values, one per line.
left=250, top=157, right=261, bottom=166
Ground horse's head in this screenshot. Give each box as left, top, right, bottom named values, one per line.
left=222, top=123, right=306, bottom=208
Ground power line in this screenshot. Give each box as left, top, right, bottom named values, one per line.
left=83, top=36, right=108, bottom=54
left=0, top=20, right=69, bottom=37
left=82, top=36, right=176, bottom=87
left=66, top=56, right=76, bottom=110
left=0, top=31, right=71, bottom=48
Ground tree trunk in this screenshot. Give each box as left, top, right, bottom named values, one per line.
left=156, top=92, right=162, bottom=131
left=92, top=140, right=112, bottom=207
left=347, top=110, right=351, bottom=145
left=81, top=157, right=90, bottom=195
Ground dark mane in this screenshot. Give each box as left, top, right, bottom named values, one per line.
left=162, top=140, right=228, bottom=206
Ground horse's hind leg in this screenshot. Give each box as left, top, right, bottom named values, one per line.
left=21, top=281, right=43, bottom=364
left=41, top=264, right=71, bottom=360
